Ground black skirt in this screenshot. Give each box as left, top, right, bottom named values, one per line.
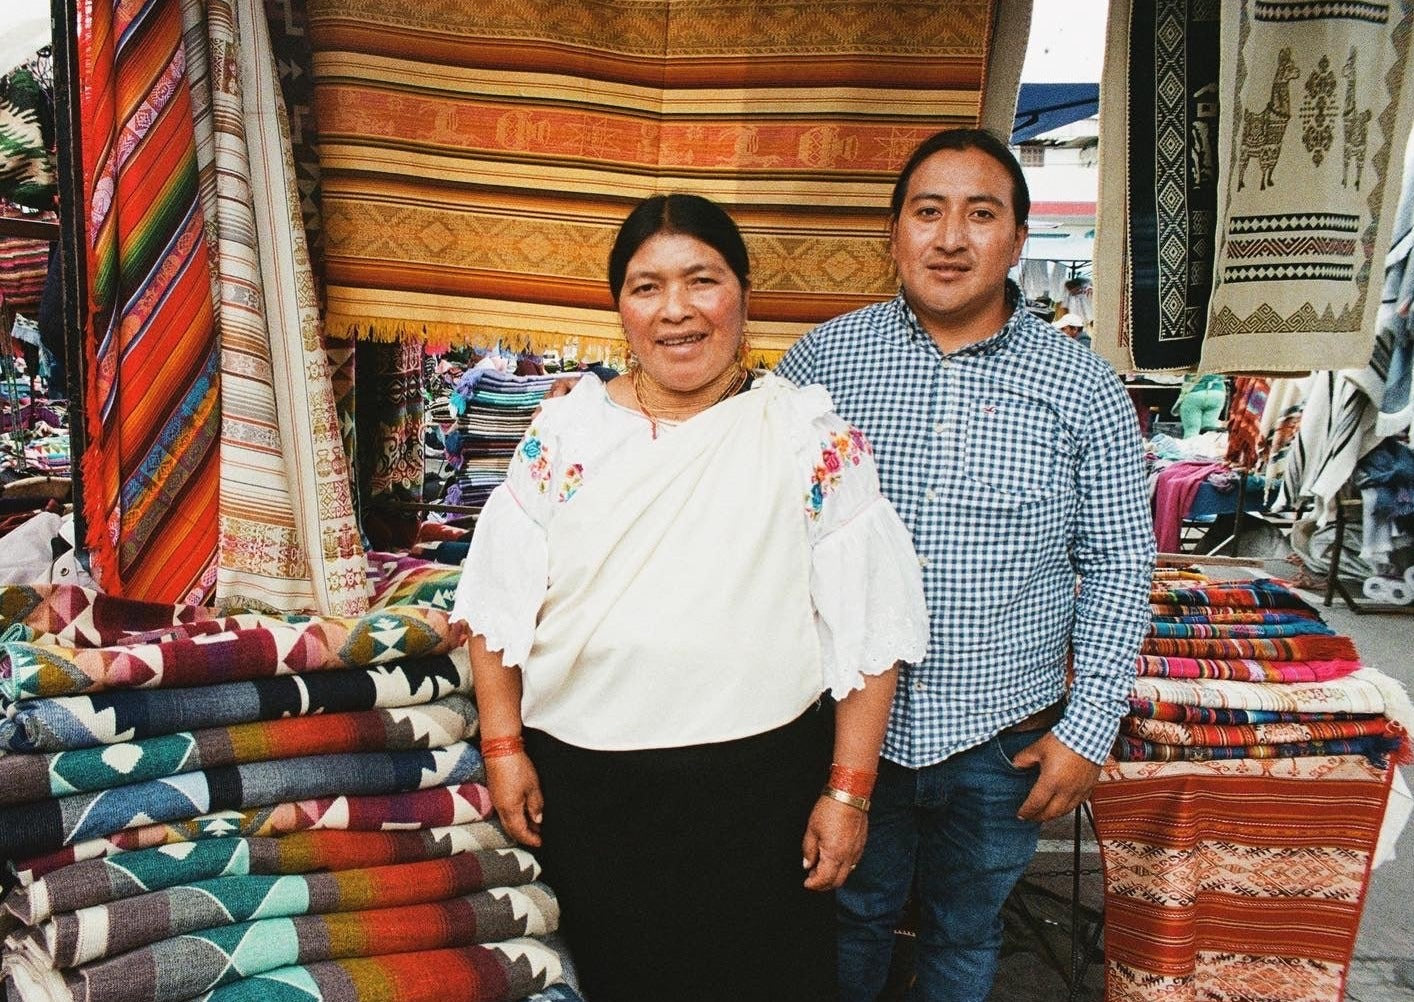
left=525, top=703, right=837, bottom=1002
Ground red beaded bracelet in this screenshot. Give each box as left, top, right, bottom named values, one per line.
left=828, top=763, right=877, bottom=799
left=481, top=735, right=526, bottom=759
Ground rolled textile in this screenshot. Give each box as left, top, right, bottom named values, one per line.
left=0, top=605, right=460, bottom=702
left=1136, top=655, right=1361, bottom=683
left=1139, top=635, right=1358, bottom=661
left=1148, top=579, right=1316, bottom=610
left=0, top=696, right=477, bottom=805
left=16, top=851, right=543, bottom=968
left=0, top=655, right=469, bottom=753
left=1147, top=620, right=1333, bottom=638
left=1112, top=734, right=1406, bottom=765
left=6, top=826, right=515, bottom=925
left=1126, top=698, right=1371, bottom=725
left=11, top=888, right=559, bottom=1002
left=0, top=744, right=485, bottom=861
left=191, top=938, right=564, bottom=1002
left=1120, top=715, right=1402, bottom=748
left=14, top=782, right=495, bottom=884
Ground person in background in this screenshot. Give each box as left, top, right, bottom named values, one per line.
left=452, top=193, right=928, bottom=1002
left=1054, top=311, right=1091, bottom=350
left=774, top=128, right=1154, bottom=1002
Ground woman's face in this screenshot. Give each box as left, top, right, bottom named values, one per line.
left=617, top=232, right=748, bottom=393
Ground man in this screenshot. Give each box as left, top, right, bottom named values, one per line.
left=774, top=128, right=1153, bottom=1002
left=1054, top=311, right=1092, bottom=350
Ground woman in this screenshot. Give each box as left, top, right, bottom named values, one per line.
left=451, top=194, right=927, bottom=1001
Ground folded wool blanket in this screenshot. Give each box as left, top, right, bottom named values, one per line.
left=0, top=696, right=477, bottom=805
left=0, top=656, right=469, bottom=753
left=16, top=850, right=544, bottom=968
left=1146, top=620, right=1334, bottom=639
left=0, top=745, right=485, bottom=861
left=0, top=606, right=461, bottom=702
left=1120, top=715, right=1403, bottom=749
left=0, top=585, right=222, bottom=648
left=1139, top=635, right=1359, bottom=661
left=1129, top=673, right=1398, bottom=720
left=365, top=552, right=460, bottom=611
left=1147, top=578, right=1315, bottom=610
left=1152, top=610, right=1325, bottom=626
left=14, top=783, right=495, bottom=884
left=1136, top=656, right=1362, bottom=683
left=8, top=888, right=559, bottom=1002
left=1112, top=734, right=1407, bottom=765
left=1125, top=697, right=1373, bottom=725
left=6, top=825, right=515, bottom=924
left=189, top=938, right=564, bottom=1002
left=1149, top=604, right=1322, bottom=621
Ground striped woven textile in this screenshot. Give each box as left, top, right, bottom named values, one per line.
left=1113, top=734, right=1406, bottom=764
left=179, top=0, right=368, bottom=617
left=7, top=891, right=559, bottom=1002
left=1120, top=714, right=1404, bottom=749
left=1092, top=755, right=1394, bottom=1001
left=0, top=211, right=51, bottom=317
left=78, top=0, right=221, bottom=603
left=5, top=827, right=515, bottom=924
left=18, top=853, right=543, bottom=968
left=1126, top=698, right=1370, bottom=726
left=1139, top=634, right=1359, bottom=661
left=0, top=696, right=476, bottom=804
left=0, top=743, right=485, bottom=861
left=1147, top=619, right=1333, bottom=639
left=1136, top=655, right=1360, bottom=684
left=193, top=939, right=566, bottom=1002
left=304, top=0, right=1010, bottom=363
left=1148, top=579, right=1317, bottom=610
left=14, top=782, right=496, bottom=884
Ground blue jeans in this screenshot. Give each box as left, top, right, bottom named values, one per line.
left=837, top=730, right=1044, bottom=1002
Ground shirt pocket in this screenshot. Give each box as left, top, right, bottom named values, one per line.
left=961, top=393, right=1070, bottom=500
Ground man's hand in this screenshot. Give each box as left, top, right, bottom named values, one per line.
left=801, top=796, right=868, bottom=891
left=485, top=752, right=544, bottom=847
left=1010, top=732, right=1100, bottom=822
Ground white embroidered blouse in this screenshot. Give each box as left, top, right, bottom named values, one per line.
left=450, top=372, right=927, bottom=750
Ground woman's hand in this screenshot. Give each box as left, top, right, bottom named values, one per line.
left=486, top=751, right=544, bottom=847
left=802, top=795, right=867, bottom=891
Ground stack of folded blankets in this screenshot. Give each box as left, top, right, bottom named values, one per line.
left=0, top=584, right=578, bottom=1002
left=365, top=551, right=461, bottom=612
left=1117, top=571, right=1411, bottom=764
left=1091, top=570, right=1413, bottom=1002
left=444, top=372, right=559, bottom=510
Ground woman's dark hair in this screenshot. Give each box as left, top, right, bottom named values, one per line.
left=888, top=128, right=1031, bottom=227
left=608, top=194, right=751, bottom=303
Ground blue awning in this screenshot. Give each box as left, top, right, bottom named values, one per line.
left=1011, top=83, right=1099, bottom=143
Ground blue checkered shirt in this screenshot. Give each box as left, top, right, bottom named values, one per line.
left=776, top=292, right=1154, bottom=767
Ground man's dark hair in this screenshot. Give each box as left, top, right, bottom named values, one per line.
left=608, top=193, right=751, bottom=304
left=888, top=128, right=1031, bottom=228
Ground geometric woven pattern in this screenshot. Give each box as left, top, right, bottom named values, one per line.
left=304, top=0, right=1008, bottom=363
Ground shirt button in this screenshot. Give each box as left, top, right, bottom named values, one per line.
left=913, top=681, right=926, bottom=692
left=933, top=422, right=945, bottom=435
left=918, top=555, right=930, bottom=568
left=924, top=488, right=937, bottom=501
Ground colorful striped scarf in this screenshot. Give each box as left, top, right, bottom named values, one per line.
left=1136, top=655, right=1361, bottom=684
left=1125, top=698, right=1370, bottom=726
left=1113, top=734, right=1406, bottom=766
left=1139, top=635, right=1358, bottom=662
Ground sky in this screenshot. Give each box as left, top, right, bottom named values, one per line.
left=1020, top=0, right=1110, bottom=83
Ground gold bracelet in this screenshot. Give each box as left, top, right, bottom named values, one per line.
left=821, top=785, right=871, bottom=812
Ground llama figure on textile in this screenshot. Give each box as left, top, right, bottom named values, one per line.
left=1342, top=47, right=1371, bottom=191
left=1239, top=47, right=1299, bottom=192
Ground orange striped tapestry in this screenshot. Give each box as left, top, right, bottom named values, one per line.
left=1091, top=756, right=1394, bottom=1001
left=305, top=0, right=1010, bottom=364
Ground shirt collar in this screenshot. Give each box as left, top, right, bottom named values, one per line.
left=891, top=280, right=1028, bottom=358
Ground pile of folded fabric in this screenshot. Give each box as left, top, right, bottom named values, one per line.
left=366, top=551, right=461, bottom=611
left=1091, top=570, right=1413, bottom=1002
left=0, top=584, right=577, bottom=1002
left=444, top=371, right=559, bottom=510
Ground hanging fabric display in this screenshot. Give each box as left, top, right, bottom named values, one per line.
left=1095, top=0, right=1221, bottom=372
left=303, top=0, right=1013, bottom=363
left=1200, top=0, right=1414, bottom=373
left=77, top=0, right=221, bottom=603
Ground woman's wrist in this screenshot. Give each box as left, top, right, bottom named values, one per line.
left=481, top=734, right=526, bottom=759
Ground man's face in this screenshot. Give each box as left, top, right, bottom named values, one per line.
left=889, top=147, right=1027, bottom=341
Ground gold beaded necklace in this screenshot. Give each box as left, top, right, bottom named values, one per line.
left=631, top=363, right=750, bottom=439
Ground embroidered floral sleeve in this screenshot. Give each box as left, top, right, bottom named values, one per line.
left=517, top=429, right=554, bottom=495
left=807, top=425, right=874, bottom=521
